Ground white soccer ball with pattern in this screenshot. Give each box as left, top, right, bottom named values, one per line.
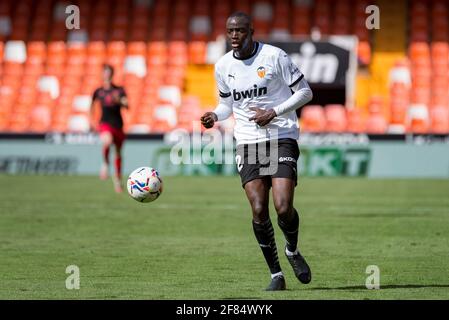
left=127, top=167, right=163, bottom=203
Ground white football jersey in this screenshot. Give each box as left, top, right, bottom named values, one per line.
left=215, top=42, right=304, bottom=145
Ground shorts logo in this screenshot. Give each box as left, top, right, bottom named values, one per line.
left=257, top=66, right=266, bottom=78
left=279, top=157, right=296, bottom=163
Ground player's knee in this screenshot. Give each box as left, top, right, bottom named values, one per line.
left=275, top=200, right=293, bottom=218
left=251, top=202, right=269, bottom=222
left=100, top=133, right=113, bottom=145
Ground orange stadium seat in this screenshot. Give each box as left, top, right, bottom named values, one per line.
left=168, top=41, right=188, bottom=63
left=291, top=2, right=311, bottom=35
left=300, top=105, right=326, bottom=133
left=408, top=104, right=429, bottom=133
left=365, top=113, right=387, bottom=134
left=390, top=82, right=409, bottom=125
left=24, top=60, right=45, bottom=77
left=410, top=86, right=430, bottom=105
left=107, top=41, right=126, bottom=57
left=148, top=41, right=168, bottom=63
left=0, top=42, right=3, bottom=63
left=87, top=41, right=106, bottom=58
left=324, top=104, right=347, bottom=132
left=153, top=0, right=170, bottom=17
left=2, top=75, right=21, bottom=90
left=429, top=106, right=449, bottom=134
left=127, top=41, right=147, bottom=56
left=0, top=1, right=11, bottom=15
left=47, top=41, right=66, bottom=65
left=214, top=1, right=231, bottom=17
left=3, top=62, right=23, bottom=77
left=346, top=108, right=366, bottom=133
left=188, top=41, right=207, bottom=64
left=29, top=105, right=51, bottom=132
left=16, top=85, right=36, bottom=107
left=177, top=95, right=203, bottom=131
left=27, top=41, right=46, bottom=60
left=410, top=41, right=430, bottom=61
left=233, top=0, right=251, bottom=14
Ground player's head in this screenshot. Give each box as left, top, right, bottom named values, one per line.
left=102, top=64, right=114, bottom=83
left=226, top=12, right=254, bottom=56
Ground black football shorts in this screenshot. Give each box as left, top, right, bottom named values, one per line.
left=235, top=138, right=300, bottom=188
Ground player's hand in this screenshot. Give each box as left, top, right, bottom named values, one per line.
left=200, top=112, right=218, bottom=129
left=248, top=107, right=277, bottom=127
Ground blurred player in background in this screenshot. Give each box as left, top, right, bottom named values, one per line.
left=90, top=64, right=128, bottom=193
left=201, top=12, right=313, bottom=291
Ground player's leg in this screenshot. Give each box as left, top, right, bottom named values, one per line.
left=271, top=138, right=311, bottom=284
left=244, top=178, right=285, bottom=290
left=272, top=177, right=311, bottom=284
left=99, top=131, right=113, bottom=180
left=112, top=131, right=125, bottom=193
left=272, top=178, right=297, bottom=251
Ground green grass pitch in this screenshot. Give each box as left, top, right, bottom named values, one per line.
left=0, top=175, right=449, bottom=299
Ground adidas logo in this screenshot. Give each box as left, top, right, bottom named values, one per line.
left=233, top=85, right=267, bottom=101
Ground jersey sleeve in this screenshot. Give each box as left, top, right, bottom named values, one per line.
left=276, top=50, right=304, bottom=89
left=119, top=87, right=127, bottom=98
left=215, top=65, right=231, bottom=99
left=92, top=88, right=99, bottom=101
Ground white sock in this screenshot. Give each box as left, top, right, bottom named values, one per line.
left=285, top=248, right=299, bottom=256
left=271, top=271, right=284, bottom=279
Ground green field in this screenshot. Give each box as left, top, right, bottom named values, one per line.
left=0, top=175, right=449, bottom=299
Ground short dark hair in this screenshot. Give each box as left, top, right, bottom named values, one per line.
left=103, top=64, right=114, bottom=76
left=227, top=12, right=253, bottom=28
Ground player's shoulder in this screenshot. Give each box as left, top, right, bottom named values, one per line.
left=258, top=42, right=287, bottom=59
left=215, top=50, right=234, bottom=71
left=93, top=87, right=102, bottom=96
left=112, top=84, right=126, bottom=91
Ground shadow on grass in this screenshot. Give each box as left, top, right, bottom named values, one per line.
left=309, top=284, right=449, bottom=291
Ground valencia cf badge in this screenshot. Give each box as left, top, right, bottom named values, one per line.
left=257, top=66, right=266, bottom=78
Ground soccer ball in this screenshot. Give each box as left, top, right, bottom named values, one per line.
left=127, top=167, right=163, bottom=203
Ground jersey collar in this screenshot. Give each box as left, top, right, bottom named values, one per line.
left=233, top=42, right=259, bottom=61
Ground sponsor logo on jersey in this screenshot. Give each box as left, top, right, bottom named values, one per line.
left=232, top=85, right=268, bottom=101
left=257, top=66, right=266, bottom=78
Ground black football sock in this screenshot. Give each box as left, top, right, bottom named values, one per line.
left=252, top=219, right=282, bottom=274
left=277, top=208, right=299, bottom=253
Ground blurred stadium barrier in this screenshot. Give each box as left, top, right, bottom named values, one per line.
left=1, top=132, right=448, bottom=177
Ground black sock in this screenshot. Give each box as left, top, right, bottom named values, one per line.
left=277, top=208, right=299, bottom=253
left=252, top=219, right=281, bottom=274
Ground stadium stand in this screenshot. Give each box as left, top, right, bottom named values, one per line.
left=0, top=0, right=448, bottom=134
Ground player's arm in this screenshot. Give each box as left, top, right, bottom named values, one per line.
left=119, top=88, right=129, bottom=109
left=273, top=50, right=313, bottom=116
left=201, top=66, right=233, bottom=129
left=272, top=76, right=313, bottom=116
left=89, top=89, right=99, bottom=131
left=201, top=97, right=233, bottom=128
